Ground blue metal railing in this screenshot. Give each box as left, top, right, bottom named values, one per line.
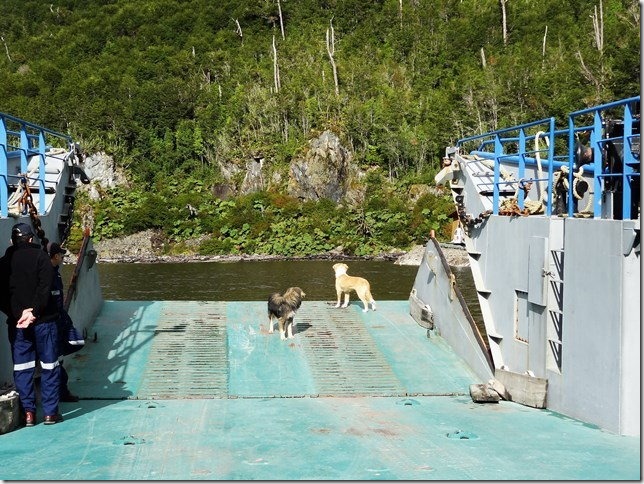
left=568, top=98, right=640, bottom=219
left=0, top=113, right=73, bottom=217
left=457, top=97, right=640, bottom=219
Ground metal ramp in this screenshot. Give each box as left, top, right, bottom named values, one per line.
left=137, top=301, right=229, bottom=399
left=296, top=304, right=407, bottom=396
left=0, top=300, right=638, bottom=480
left=73, top=300, right=473, bottom=401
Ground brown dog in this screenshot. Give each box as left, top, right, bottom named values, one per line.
left=332, top=263, right=376, bottom=312
left=267, top=287, right=306, bottom=340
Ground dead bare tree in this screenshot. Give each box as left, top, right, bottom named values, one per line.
left=575, top=0, right=604, bottom=98
left=272, top=35, right=281, bottom=93
left=277, top=0, right=285, bottom=40
left=326, top=18, right=339, bottom=96
left=500, top=0, right=508, bottom=45
left=232, top=18, right=243, bottom=46
left=541, top=25, right=548, bottom=68
left=575, top=52, right=600, bottom=93
left=399, top=0, right=403, bottom=28
left=0, top=35, right=11, bottom=63
left=201, top=68, right=211, bottom=88
left=591, top=0, right=603, bottom=55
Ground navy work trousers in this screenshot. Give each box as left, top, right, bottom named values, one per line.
left=8, top=320, right=61, bottom=416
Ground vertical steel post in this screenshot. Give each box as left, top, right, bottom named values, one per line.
left=38, top=130, right=46, bottom=213
left=518, top=129, right=526, bottom=209
left=622, top=102, right=634, bottom=220
left=546, top=118, right=555, bottom=216
left=591, top=109, right=603, bottom=218
left=0, top=115, right=7, bottom=217
left=19, top=122, right=28, bottom=174
left=493, top=134, right=502, bottom=215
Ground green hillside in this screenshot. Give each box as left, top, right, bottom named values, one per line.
left=0, top=0, right=639, bottom=255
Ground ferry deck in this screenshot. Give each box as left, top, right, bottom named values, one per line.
left=0, top=300, right=639, bottom=480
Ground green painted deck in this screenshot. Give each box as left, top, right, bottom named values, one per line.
left=0, top=300, right=639, bottom=480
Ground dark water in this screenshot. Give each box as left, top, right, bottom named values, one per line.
left=61, top=259, right=480, bottom=319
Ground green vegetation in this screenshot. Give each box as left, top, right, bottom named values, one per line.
left=72, top=170, right=453, bottom=256
left=1, top=0, right=638, bottom=255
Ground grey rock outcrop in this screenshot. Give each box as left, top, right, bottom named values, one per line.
left=240, top=155, right=266, bottom=195
left=80, top=152, right=127, bottom=199
left=288, top=130, right=357, bottom=203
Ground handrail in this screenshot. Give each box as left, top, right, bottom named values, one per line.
left=64, top=227, right=91, bottom=311
left=0, top=113, right=73, bottom=217
left=457, top=97, right=640, bottom=220
left=567, top=96, right=640, bottom=219
left=429, top=234, right=494, bottom=370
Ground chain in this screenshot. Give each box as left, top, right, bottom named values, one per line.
left=17, top=175, right=49, bottom=250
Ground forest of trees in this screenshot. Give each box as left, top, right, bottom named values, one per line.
left=0, top=0, right=639, bottom=255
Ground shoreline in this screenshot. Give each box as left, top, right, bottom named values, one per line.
left=92, top=252, right=405, bottom=264
left=83, top=241, right=469, bottom=267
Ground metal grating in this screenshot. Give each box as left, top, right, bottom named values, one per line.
left=296, top=304, right=407, bottom=397
left=135, top=301, right=228, bottom=399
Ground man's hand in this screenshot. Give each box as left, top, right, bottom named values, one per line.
left=16, top=308, right=35, bottom=328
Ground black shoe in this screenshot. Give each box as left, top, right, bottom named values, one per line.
left=44, top=414, right=64, bottom=425
left=25, top=410, right=36, bottom=427
left=60, top=393, right=79, bottom=402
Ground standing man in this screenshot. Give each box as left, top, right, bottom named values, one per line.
left=48, top=241, right=81, bottom=402
left=0, top=222, right=62, bottom=426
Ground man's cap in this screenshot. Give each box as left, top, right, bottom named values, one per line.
left=47, top=242, right=67, bottom=257
left=11, top=223, right=34, bottom=238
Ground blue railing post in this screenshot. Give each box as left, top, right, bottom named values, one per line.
left=546, top=118, right=555, bottom=216
left=0, top=115, right=7, bottom=218
left=518, top=128, right=526, bottom=209
left=591, top=110, right=603, bottom=218
left=38, top=129, right=47, bottom=214
left=19, top=122, right=28, bottom=174
left=493, top=134, right=502, bottom=214
left=622, top=102, right=635, bottom=220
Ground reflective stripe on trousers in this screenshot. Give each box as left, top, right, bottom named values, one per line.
left=8, top=320, right=61, bottom=415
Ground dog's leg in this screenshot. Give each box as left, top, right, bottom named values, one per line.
left=361, top=297, right=369, bottom=312
left=286, top=317, right=294, bottom=339
left=335, top=288, right=342, bottom=308
left=268, top=314, right=274, bottom=333
left=357, top=290, right=369, bottom=312
left=364, top=288, right=376, bottom=311
left=356, top=288, right=375, bottom=312
left=341, top=293, right=350, bottom=308
left=278, top=317, right=287, bottom=340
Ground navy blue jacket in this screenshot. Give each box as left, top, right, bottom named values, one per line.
left=0, top=241, right=58, bottom=324
left=51, top=265, right=73, bottom=326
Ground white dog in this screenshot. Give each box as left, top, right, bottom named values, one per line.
left=332, top=263, right=376, bottom=312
